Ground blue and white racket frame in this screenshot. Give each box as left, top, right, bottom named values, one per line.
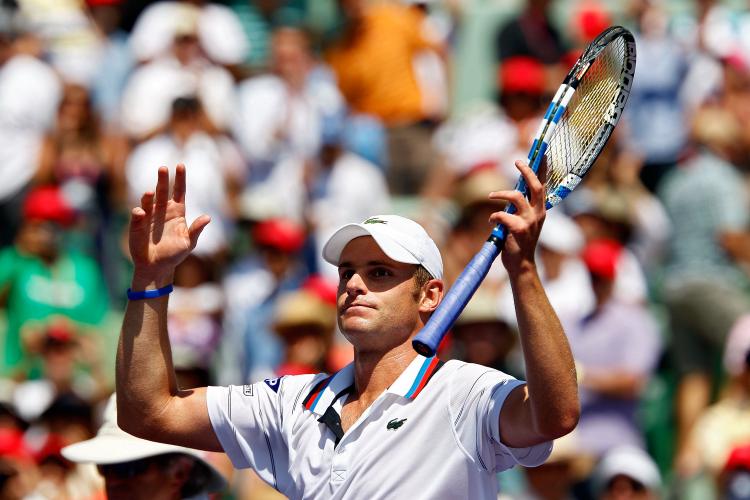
left=413, top=26, right=637, bottom=357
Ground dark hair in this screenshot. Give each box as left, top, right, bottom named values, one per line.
left=413, top=265, right=433, bottom=289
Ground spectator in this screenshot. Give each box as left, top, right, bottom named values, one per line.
left=0, top=428, right=40, bottom=499
left=620, top=0, right=691, bottom=192
left=86, top=0, right=135, bottom=129
left=128, top=0, right=248, bottom=67
left=565, top=239, right=662, bottom=458
left=120, top=6, right=236, bottom=140
left=229, top=0, right=307, bottom=71
left=20, top=318, right=108, bottom=402
left=168, top=255, right=225, bottom=388
left=0, top=14, right=62, bottom=248
left=306, top=111, right=391, bottom=281
left=677, top=323, right=750, bottom=484
left=658, top=106, right=750, bottom=467
left=566, top=187, right=649, bottom=305
left=327, top=0, right=444, bottom=194
left=450, top=290, right=519, bottom=377
left=233, top=27, right=345, bottom=199
left=590, top=446, right=662, bottom=500
left=272, top=288, right=336, bottom=376
left=495, top=0, right=568, bottom=65
left=217, top=218, right=309, bottom=384
left=61, top=393, right=226, bottom=499
left=125, top=96, right=245, bottom=260
left=34, top=83, right=130, bottom=257
left=0, top=187, right=109, bottom=380
left=499, top=210, right=595, bottom=328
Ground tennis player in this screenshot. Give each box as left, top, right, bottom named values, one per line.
left=116, top=160, right=579, bottom=498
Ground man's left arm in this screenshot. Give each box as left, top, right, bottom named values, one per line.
left=487, top=160, right=579, bottom=449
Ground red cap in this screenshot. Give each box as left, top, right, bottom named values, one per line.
left=45, top=322, right=75, bottom=344
left=0, top=429, right=33, bottom=463
left=252, top=219, right=306, bottom=253
left=499, top=57, right=546, bottom=95
left=576, top=3, right=611, bottom=43
left=22, top=186, right=76, bottom=226
left=302, top=274, right=338, bottom=306
left=582, top=239, right=622, bottom=280
left=725, top=443, right=750, bottom=472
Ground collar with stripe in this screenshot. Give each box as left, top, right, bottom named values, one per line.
left=302, top=355, right=442, bottom=416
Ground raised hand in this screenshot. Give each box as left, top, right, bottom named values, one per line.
left=128, top=165, right=210, bottom=288
left=487, top=159, right=547, bottom=275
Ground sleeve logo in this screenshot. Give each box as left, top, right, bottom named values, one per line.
left=264, top=377, right=282, bottom=393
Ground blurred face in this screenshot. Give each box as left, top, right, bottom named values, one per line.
left=17, top=221, right=60, bottom=261
left=58, top=85, right=91, bottom=132
left=173, top=33, right=201, bottom=65
left=337, top=237, right=422, bottom=352
left=601, top=475, right=653, bottom=500
left=271, top=29, right=310, bottom=86
left=98, top=456, right=186, bottom=500
left=453, top=322, right=515, bottom=367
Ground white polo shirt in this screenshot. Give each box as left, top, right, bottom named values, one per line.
left=207, top=355, right=552, bottom=499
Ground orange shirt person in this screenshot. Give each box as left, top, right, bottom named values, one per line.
left=326, top=0, right=438, bottom=126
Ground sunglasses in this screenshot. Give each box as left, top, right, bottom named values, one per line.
left=97, top=456, right=168, bottom=479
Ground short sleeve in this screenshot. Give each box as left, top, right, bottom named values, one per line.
left=206, top=380, right=292, bottom=487
left=486, top=383, right=553, bottom=469
left=449, top=362, right=552, bottom=473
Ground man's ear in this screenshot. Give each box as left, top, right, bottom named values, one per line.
left=418, top=279, right=444, bottom=313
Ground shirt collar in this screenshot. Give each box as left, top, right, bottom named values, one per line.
left=303, top=355, right=440, bottom=416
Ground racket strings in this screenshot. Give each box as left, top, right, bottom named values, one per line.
left=544, top=37, right=628, bottom=201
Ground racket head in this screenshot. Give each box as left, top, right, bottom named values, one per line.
left=523, top=26, right=636, bottom=210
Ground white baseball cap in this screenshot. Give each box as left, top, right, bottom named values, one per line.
left=591, top=446, right=661, bottom=494
left=322, top=215, right=443, bottom=280
left=61, top=394, right=226, bottom=493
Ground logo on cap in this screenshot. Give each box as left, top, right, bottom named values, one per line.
left=363, top=217, right=387, bottom=225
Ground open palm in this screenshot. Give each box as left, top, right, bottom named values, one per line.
left=128, top=165, right=210, bottom=282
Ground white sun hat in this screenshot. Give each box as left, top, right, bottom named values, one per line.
left=61, top=394, right=226, bottom=493
left=322, top=215, right=443, bottom=280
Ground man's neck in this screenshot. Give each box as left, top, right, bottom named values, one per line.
left=352, top=343, right=418, bottom=405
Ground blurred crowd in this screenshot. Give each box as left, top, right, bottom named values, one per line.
left=0, top=0, right=749, bottom=498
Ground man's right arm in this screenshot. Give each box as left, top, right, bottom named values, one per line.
left=115, top=165, right=221, bottom=451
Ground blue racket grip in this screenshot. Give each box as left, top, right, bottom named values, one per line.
left=412, top=236, right=505, bottom=357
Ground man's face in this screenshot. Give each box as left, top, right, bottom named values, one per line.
left=336, top=237, right=422, bottom=352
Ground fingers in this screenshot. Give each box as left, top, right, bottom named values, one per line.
left=154, top=167, right=170, bottom=207
left=188, top=215, right=211, bottom=250
left=173, top=164, right=186, bottom=203
left=488, top=211, right=528, bottom=232
left=140, top=191, right=154, bottom=215
left=515, top=159, right=546, bottom=209
left=488, top=189, right=528, bottom=212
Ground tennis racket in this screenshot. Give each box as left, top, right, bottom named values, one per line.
left=413, top=26, right=636, bottom=357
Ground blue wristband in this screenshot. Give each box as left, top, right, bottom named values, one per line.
left=127, top=284, right=174, bottom=300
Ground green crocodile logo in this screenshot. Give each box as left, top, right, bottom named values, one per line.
left=363, top=217, right=387, bottom=225
left=387, top=418, right=407, bottom=431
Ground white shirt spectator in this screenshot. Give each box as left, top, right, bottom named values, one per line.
left=125, top=132, right=244, bottom=255
left=309, top=152, right=391, bottom=280
left=129, top=1, right=248, bottom=65
left=233, top=70, right=345, bottom=169
left=0, top=54, right=62, bottom=201
left=120, top=56, right=235, bottom=139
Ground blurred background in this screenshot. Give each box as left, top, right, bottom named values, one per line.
left=0, top=0, right=749, bottom=498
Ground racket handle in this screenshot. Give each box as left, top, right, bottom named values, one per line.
left=412, top=236, right=504, bottom=356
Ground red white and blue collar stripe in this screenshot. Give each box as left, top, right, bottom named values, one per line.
left=302, top=355, right=443, bottom=415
